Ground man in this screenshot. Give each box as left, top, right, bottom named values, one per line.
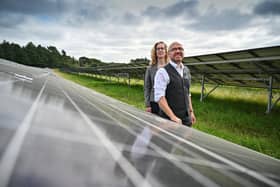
left=154, top=41, right=196, bottom=126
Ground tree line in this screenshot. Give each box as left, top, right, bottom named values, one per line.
left=0, top=40, right=109, bottom=68
left=0, top=40, right=150, bottom=69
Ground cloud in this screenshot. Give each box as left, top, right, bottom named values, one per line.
left=143, top=0, right=198, bottom=18
left=0, top=0, right=279, bottom=63
left=122, top=12, right=141, bottom=24
left=109, top=12, right=143, bottom=26
left=142, top=1, right=253, bottom=31
left=254, top=0, right=280, bottom=16
left=0, top=12, right=25, bottom=28
left=0, top=0, right=111, bottom=28
left=189, top=8, right=252, bottom=31
left=0, top=0, right=65, bottom=15
left=163, top=0, right=198, bottom=17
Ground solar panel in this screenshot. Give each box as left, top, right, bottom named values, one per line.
left=184, top=47, right=280, bottom=89
left=1, top=59, right=280, bottom=187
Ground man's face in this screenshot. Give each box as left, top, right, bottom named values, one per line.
left=169, top=43, right=184, bottom=63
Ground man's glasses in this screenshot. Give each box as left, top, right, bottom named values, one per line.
left=170, top=47, right=184, bottom=52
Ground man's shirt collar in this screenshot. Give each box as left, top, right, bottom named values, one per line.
left=170, top=61, right=183, bottom=69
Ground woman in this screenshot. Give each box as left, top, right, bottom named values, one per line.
left=144, top=41, right=168, bottom=114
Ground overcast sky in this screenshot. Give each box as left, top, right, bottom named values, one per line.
left=0, top=0, right=279, bottom=63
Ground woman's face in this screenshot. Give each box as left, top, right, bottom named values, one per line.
left=156, top=43, right=166, bottom=59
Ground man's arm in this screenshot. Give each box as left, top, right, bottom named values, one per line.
left=188, top=96, right=196, bottom=125
left=158, top=96, right=182, bottom=124
left=185, top=66, right=196, bottom=124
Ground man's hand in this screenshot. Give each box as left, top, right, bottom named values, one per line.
left=190, top=112, right=196, bottom=125
left=146, top=107, right=152, bottom=113
left=171, top=116, right=182, bottom=124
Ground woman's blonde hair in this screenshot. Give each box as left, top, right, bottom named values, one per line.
left=150, top=41, right=168, bottom=65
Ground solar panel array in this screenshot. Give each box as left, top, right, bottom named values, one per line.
left=66, top=62, right=147, bottom=80
left=64, top=46, right=280, bottom=113
left=68, top=46, right=280, bottom=89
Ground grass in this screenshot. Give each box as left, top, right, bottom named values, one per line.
left=56, top=70, right=280, bottom=159
left=56, top=71, right=145, bottom=109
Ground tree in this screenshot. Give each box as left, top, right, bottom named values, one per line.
left=25, top=42, right=39, bottom=66
left=62, top=49, right=66, bottom=56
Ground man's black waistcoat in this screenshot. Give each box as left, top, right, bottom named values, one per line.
left=159, top=63, right=191, bottom=125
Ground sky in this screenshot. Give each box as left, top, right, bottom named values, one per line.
left=0, top=0, right=280, bottom=63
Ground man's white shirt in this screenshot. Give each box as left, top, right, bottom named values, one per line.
left=154, top=61, right=185, bottom=102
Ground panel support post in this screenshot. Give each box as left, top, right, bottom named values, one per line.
left=200, top=74, right=219, bottom=101
left=200, top=75, right=205, bottom=102
left=266, top=76, right=273, bottom=114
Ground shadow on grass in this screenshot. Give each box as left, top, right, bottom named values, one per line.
left=192, top=92, right=280, bottom=115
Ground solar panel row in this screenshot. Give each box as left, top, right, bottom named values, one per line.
left=1, top=59, right=280, bottom=187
